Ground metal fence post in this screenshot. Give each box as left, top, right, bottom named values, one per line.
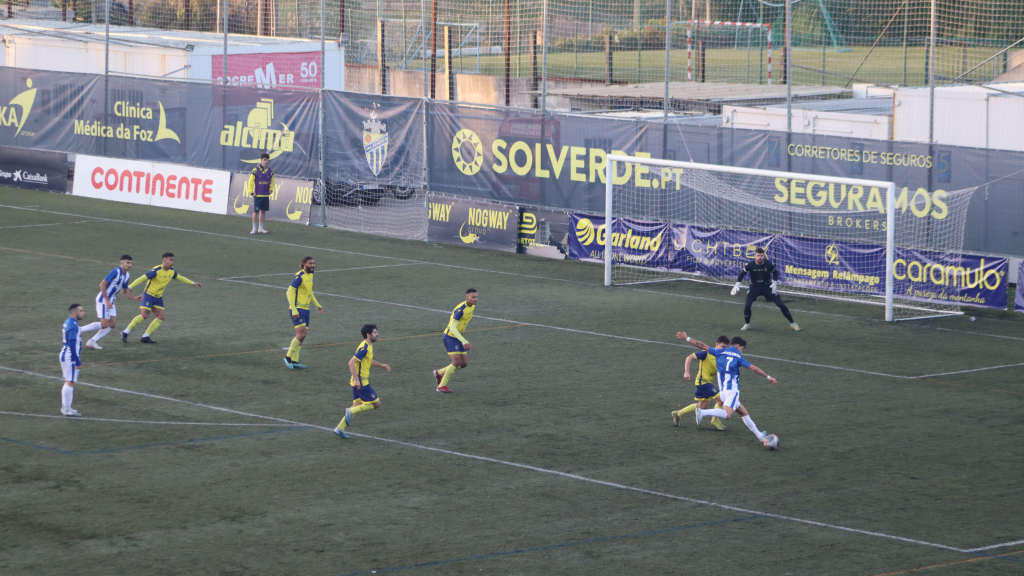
left=541, top=0, right=549, bottom=111
left=664, top=0, right=671, bottom=122
left=319, top=0, right=327, bottom=227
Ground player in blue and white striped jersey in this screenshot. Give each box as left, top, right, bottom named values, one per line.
left=60, top=304, right=101, bottom=416
left=677, top=331, right=779, bottom=448
left=86, top=255, right=142, bottom=350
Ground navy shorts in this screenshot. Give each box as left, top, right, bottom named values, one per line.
left=253, top=196, right=270, bottom=213
left=140, top=293, right=165, bottom=309
left=289, top=308, right=310, bottom=327
left=442, top=334, right=466, bottom=354
left=694, top=383, right=721, bottom=401
left=352, top=384, right=378, bottom=403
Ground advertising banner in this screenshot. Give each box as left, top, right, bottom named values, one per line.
left=225, top=172, right=314, bottom=224
left=71, top=155, right=230, bottom=214
left=518, top=208, right=571, bottom=252
left=568, top=213, right=671, bottom=267
left=0, top=68, right=319, bottom=179
left=323, top=92, right=424, bottom=188
left=212, top=52, right=323, bottom=90
left=892, top=248, right=1008, bottom=309
left=427, top=197, right=519, bottom=252
left=671, top=226, right=777, bottom=277
left=774, top=236, right=886, bottom=296
left=1016, top=261, right=1024, bottom=313
left=0, top=146, right=67, bottom=192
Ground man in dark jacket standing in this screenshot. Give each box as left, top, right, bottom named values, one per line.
left=732, top=247, right=800, bottom=332
left=247, top=153, right=275, bottom=234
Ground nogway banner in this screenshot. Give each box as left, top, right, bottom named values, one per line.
left=0, top=68, right=319, bottom=179
left=71, top=155, right=230, bottom=215
left=1016, top=261, right=1024, bottom=313
left=427, top=197, right=519, bottom=252
left=225, top=172, right=314, bottom=224
left=0, top=146, right=67, bottom=193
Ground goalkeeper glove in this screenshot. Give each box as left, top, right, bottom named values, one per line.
left=731, top=282, right=741, bottom=296
left=771, top=280, right=778, bottom=294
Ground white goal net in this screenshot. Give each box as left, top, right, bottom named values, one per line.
left=603, top=155, right=977, bottom=322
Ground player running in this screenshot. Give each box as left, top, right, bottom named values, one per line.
left=731, top=247, right=800, bottom=332
left=60, top=304, right=101, bottom=416
left=334, top=324, right=391, bottom=439
left=672, top=335, right=729, bottom=430
left=121, top=253, right=202, bottom=344
left=86, top=254, right=141, bottom=350
left=433, top=288, right=477, bottom=393
left=285, top=256, right=323, bottom=369
left=677, top=331, right=778, bottom=447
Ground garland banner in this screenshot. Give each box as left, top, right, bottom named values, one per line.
left=671, top=226, right=777, bottom=278
left=1016, top=261, right=1024, bottom=313
left=568, top=214, right=671, bottom=267
left=774, top=236, right=886, bottom=296
left=427, top=197, right=519, bottom=252
left=892, top=248, right=1008, bottom=309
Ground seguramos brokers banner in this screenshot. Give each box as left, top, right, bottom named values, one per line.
left=71, top=155, right=229, bottom=214
left=775, top=236, right=886, bottom=296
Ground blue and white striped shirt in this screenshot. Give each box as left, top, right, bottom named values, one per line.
left=708, top=346, right=752, bottom=391
left=60, top=316, right=82, bottom=365
left=95, top=267, right=131, bottom=305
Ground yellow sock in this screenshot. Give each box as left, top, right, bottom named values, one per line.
left=440, top=364, right=461, bottom=387
left=436, top=365, right=450, bottom=375
left=126, top=315, right=145, bottom=332
left=675, top=403, right=697, bottom=417
left=144, top=318, right=162, bottom=335
left=291, top=338, right=302, bottom=362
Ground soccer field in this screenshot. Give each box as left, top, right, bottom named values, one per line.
left=1, top=186, right=1022, bottom=575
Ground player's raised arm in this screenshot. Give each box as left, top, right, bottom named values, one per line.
left=174, top=272, right=201, bottom=288
left=747, top=363, right=777, bottom=385
left=676, top=331, right=709, bottom=351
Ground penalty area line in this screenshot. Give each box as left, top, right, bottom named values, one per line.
left=0, top=410, right=300, bottom=427
left=0, top=365, right=976, bottom=555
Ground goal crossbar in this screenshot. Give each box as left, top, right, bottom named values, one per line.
left=604, top=155, right=898, bottom=320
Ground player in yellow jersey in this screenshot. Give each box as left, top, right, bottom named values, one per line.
left=334, top=324, right=391, bottom=439
left=672, top=335, right=729, bottom=430
left=121, top=253, right=202, bottom=344
left=433, top=288, right=477, bottom=393
left=285, top=256, right=323, bottom=369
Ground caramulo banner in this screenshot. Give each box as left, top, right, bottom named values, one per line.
left=72, top=155, right=229, bottom=214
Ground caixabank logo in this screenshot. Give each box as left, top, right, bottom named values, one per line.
left=2, top=79, right=37, bottom=138
left=219, top=98, right=295, bottom=163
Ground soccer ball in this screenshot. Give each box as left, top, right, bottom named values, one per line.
left=763, top=434, right=779, bottom=450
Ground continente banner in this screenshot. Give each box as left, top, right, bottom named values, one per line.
left=427, top=197, right=519, bottom=252
left=568, top=213, right=671, bottom=267
left=226, top=172, right=314, bottom=225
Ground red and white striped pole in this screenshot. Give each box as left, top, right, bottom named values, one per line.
left=767, top=23, right=772, bottom=85
left=687, top=26, right=692, bottom=81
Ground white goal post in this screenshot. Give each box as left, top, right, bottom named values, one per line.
left=603, top=154, right=976, bottom=322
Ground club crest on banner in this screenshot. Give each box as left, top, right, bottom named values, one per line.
left=363, top=104, right=388, bottom=176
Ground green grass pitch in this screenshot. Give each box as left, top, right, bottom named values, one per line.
left=1, top=186, right=1022, bottom=575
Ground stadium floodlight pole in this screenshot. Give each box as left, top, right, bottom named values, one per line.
left=605, top=154, right=898, bottom=319
left=104, top=0, right=110, bottom=76
left=318, top=0, right=328, bottom=227
left=928, top=0, right=936, bottom=143
left=223, top=0, right=228, bottom=84
left=785, top=0, right=791, bottom=131
left=541, top=0, right=549, bottom=111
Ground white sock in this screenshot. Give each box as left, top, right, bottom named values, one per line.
left=703, top=408, right=729, bottom=419
left=741, top=415, right=764, bottom=439
left=61, top=384, right=73, bottom=409
left=252, top=222, right=258, bottom=232
left=259, top=222, right=266, bottom=231
left=93, top=327, right=112, bottom=342
left=143, top=333, right=150, bottom=338
left=80, top=321, right=102, bottom=333
left=122, top=327, right=131, bottom=335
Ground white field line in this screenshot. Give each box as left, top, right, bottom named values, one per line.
left=0, top=410, right=300, bottom=427
left=219, top=263, right=426, bottom=280
left=914, top=362, right=1024, bottom=379
left=0, top=220, right=95, bottom=229
left=2, top=203, right=1020, bottom=365
left=221, top=278, right=915, bottom=380
left=0, top=364, right=980, bottom=554
left=963, top=538, right=1024, bottom=552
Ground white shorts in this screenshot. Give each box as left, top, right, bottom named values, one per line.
left=60, top=359, right=80, bottom=383
left=719, top=389, right=741, bottom=410
left=96, top=298, right=116, bottom=319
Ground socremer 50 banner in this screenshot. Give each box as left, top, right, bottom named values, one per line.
left=0, top=68, right=319, bottom=179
